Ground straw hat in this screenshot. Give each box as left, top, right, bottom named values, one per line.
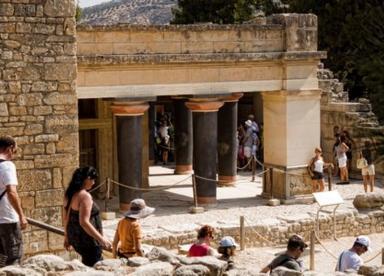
left=124, top=199, right=155, bottom=219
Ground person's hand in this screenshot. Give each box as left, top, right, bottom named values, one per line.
left=20, top=216, right=28, bottom=230
left=99, top=237, right=112, bottom=251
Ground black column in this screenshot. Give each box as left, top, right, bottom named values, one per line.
left=193, top=112, right=218, bottom=205
left=116, top=116, right=143, bottom=209
left=148, top=102, right=155, bottom=164
left=218, top=101, right=238, bottom=186
left=174, top=98, right=193, bottom=174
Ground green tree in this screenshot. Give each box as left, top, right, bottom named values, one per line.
left=171, top=0, right=280, bottom=24
left=283, top=0, right=384, bottom=122
left=76, top=4, right=82, bottom=22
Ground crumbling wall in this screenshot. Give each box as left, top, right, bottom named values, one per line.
left=0, top=0, right=78, bottom=254
left=319, top=64, right=384, bottom=177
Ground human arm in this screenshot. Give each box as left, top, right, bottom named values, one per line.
left=6, top=185, right=27, bottom=230
left=260, top=266, right=270, bottom=273
left=78, top=192, right=111, bottom=249
left=132, top=222, right=143, bottom=256
left=112, top=226, right=120, bottom=258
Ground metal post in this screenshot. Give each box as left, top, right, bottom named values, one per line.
left=105, top=177, right=110, bottom=212
left=310, top=230, right=315, bottom=270
left=192, top=174, right=198, bottom=208
left=251, top=157, right=256, bottom=182
left=240, top=216, right=245, bottom=251
left=269, top=167, right=274, bottom=199
left=382, top=248, right=384, bottom=265
left=328, top=166, right=332, bottom=191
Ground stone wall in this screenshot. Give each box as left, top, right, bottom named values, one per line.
left=319, top=65, right=384, bottom=177
left=142, top=208, right=384, bottom=250
left=0, top=0, right=78, bottom=254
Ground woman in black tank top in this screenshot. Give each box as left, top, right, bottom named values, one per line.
left=63, top=167, right=111, bottom=266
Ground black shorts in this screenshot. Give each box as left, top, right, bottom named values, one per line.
left=74, top=244, right=103, bottom=267
left=0, top=223, right=23, bottom=266
left=311, top=171, right=324, bottom=180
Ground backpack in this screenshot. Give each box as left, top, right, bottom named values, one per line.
left=0, top=160, right=8, bottom=200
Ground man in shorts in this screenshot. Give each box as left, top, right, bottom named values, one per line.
left=0, top=136, right=27, bottom=266
left=260, top=235, right=308, bottom=273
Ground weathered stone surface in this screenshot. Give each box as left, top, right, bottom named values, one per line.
left=23, top=254, right=87, bottom=272
left=0, top=265, right=41, bottom=276
left=174, top=264, right=211, bottom=276
left=179, top=256, right=228, bottom=275
left=94, top=259, right=127, bottom=271
left=127, top=257, right=150, bottom=267
left=353, top=193, right=384, bottom=209
left=132, top=261, right=174, bottom=276
left=359, top=265, right=380, bottom=275
left=147, top=246, right=180, bottom=265
left=44, top=0, right=76, bottom=17
left=0, top=103, right=9, bottom=116
left=270, top=266, right=302, bottom=276
left=18, top=169, right=51, bottom=191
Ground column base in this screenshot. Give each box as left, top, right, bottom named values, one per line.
left=175, top=164, right=193, bottom=175
left=119, top=202, right=131, bottom=212
left=197, top=196, right=217, bottom=207
left=218, top=175, right=237, bottom=187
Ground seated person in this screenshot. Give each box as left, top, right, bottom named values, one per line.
left=188, top=225, right=216, bottom=257
left=336, top=236, right=371, bottom=272
left=260, top=234, right=308, bottom=273
left=112, top=199, right=155, bottom=258
left=218, top=236, right=238, bottom=270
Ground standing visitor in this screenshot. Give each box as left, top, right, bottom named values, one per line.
left=308, top=147, right=333, bottom=192
left=342, top=130, right=353, bottom=172
left=359, top=141, right=375, bottom=192
left=237, top=124, right=246, bottom=168
left=188, top=225, right=216, bottom=257
left=335, top=136, right=350, bottom=184
left=64, top=167, right=111, bottom=266
left=112, top=198, right=154, bottom=258
left=158, top=118, right=170, bottom=165
left=260, top=235, right=307, bottom=273
left=0, top=136, right=27, bottom=266
left=243, top=120, right=254, bottom=170
left=336, top=236, right=371, bottom=272
left=247, top=114, right=259, bottom=136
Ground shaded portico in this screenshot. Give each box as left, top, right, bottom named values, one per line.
left=77, top=14, right=325, bottom=207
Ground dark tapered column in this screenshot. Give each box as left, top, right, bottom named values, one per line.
left=218, top=93, right=243, bottom=186
left=148, top=102, right=155, bottom=165
left=186, top=99, right=223, bottom=205
left=111, top=101, right=149, bottom=211
left=173, top=98, right=193, bottom=174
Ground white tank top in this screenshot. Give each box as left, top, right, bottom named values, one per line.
left=314, top=159, right=324, bottom=173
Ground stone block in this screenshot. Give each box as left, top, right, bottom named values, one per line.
left=44, top=63, right=76, bottom=81
left=44, top=0, right=76, bottom=17
left=24, top=123, right=43, bottom=135
left=14, top=4, right=35, bottom=16
left=45, top=115, right=78, bottom=134
left=22, top=143, right=45, bottom=155
left=35, top=189, right=64, bottom=207
left=34, top=106, right=53, bottom=115
left=18, top=168, right=51, bottom=191
left=34, top=153, right=75, bottom=168
left=0, top=102, right=9, bottom=116
left=0, top=3, right=14, bottom=16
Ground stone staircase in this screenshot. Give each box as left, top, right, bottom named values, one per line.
left=318, top=64, right=384, bottom=178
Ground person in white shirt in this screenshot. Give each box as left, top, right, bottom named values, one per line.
left=0, top=136, right=27, bottom=266
left=336, top=236, right=371, bottom=272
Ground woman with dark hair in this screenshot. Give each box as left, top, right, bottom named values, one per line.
left=63, top=167, right=111, bottom=266
left=188, top=225, right=216, bottom=257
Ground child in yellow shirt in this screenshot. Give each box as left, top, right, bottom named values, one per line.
left=112, top=199, right=155, bottom=258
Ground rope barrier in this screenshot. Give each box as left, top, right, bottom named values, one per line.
left=194, top=174, right=218, bottom=183
left=89, top=179, right=106, bottom=193
left=110, top=174, right=192, bottom=192
left=237, top=156, right=254, bottom=170
left=243, top=216, right=277, bottom=245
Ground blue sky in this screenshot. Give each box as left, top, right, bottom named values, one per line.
left=78, top=0, right=111, bottom=8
